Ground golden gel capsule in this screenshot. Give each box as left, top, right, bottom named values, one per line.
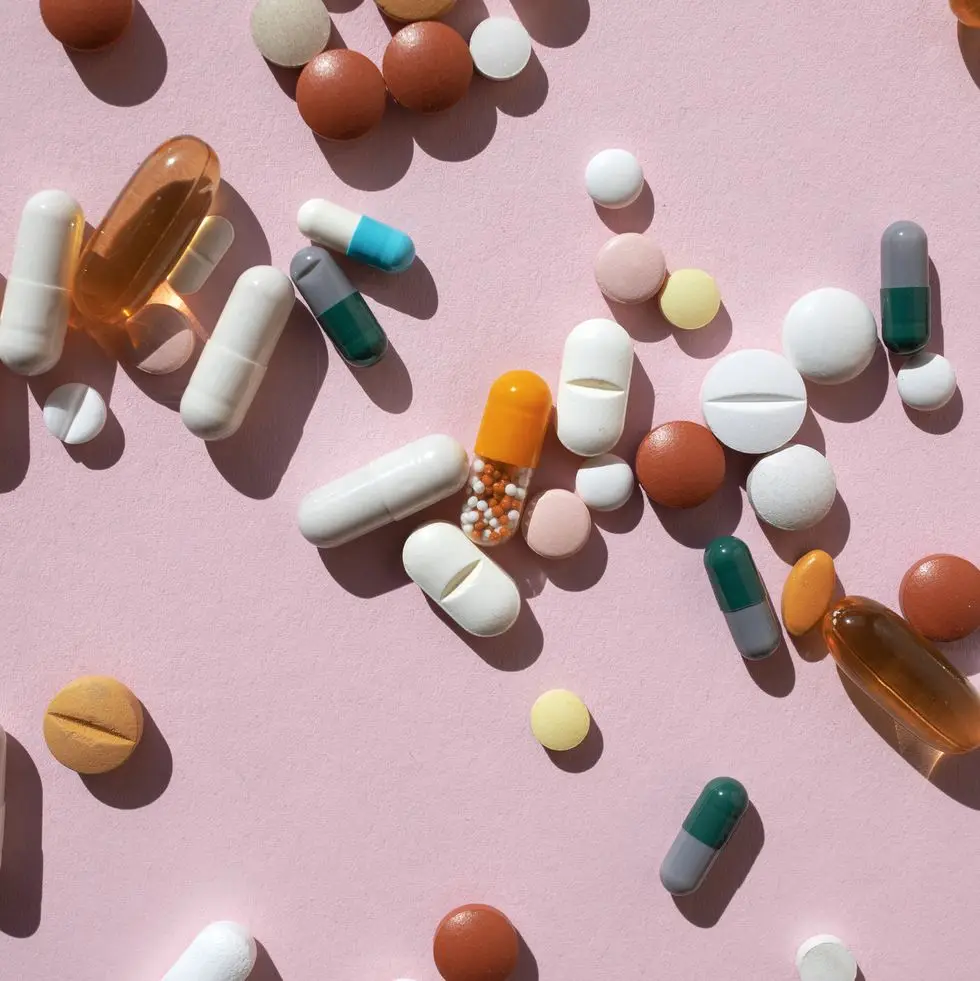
left=73, top=135, right=220, bottom=327
left=823, top=596, right=980, bottom=754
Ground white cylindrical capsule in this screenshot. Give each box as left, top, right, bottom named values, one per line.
left=402, top=521, right=521, bottom=637
left=161, top=921, right=257, bottom=981
left=168, top=216, right=236, bottom=295
left=298, top=434, right=469, bottom=547
left=180, top=266, right=295, bottom=441
left=0, top=190, right=83, bottom=376
left=297, top=199, right=415, bottom=273
left=556, top=318, right=633, bottom=457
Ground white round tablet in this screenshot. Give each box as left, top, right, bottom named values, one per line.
left=469, top=18, right=532, bottom=81
left=575, top=453, right=635, bottom=511
left=796, top=935, right=857, bottom=981
left=746, top=445, right=837, bottom=531
left=896, top=351, right=957, bottom=411
left=250, top=0, right=332, bottom=68
left=700, top=349, right=808, bottom=455
left=585, top=149, right=644, bottom=210
left=43, top=383, right=107, bottom=445
left=781, top=287, right=878, bottom=384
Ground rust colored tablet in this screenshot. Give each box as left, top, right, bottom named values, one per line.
left=900, top=554, right=980, bottom=642
left=383, top=22, right=473, bottom=114
left=40, top=0, right=134, bottom=50
left=635, top=421, right=726, bottom=508
left=297, top=50, right=388, bottom=141
left=433, top=904, right=519, bottom=981
left=375, top=0, right=456, bottom=21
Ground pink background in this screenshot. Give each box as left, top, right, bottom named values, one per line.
left=2, top=0, right=980, bottom=978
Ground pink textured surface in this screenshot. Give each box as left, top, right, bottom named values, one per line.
left=1, top=0, right=979, bottom=979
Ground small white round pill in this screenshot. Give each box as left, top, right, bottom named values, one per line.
left=43, top=383, right=107, bottom=445
left=795, top=935, right=857, bottom=981
left=746, top=445, right=837, bottom=531
left=161, top=921, right=256, bottom=981
left=469, top=18, right=532, bottom=81
left=585, top=149, right=644, bottom=210
left=897, top=351, right=957, bottom=411
left=575, top=453, right=635, bottom=511
left=781, top=287, right=878, bottom=384
left=700, top=349, right=808, bottom=454
left=250, top=0, right=332, bottom=67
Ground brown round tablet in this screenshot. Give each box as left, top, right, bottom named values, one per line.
left=376, top=0, right=456, bottom=21
left=383, top=22, right=473, bottom=114
left=296, top=50, right=387, bottom=142
left=635, top=420, right=726, bottom=508
left=433, top=904, right=519, bottom=981
left=40, top=0, right=134, bottom=50
left=900, top=553, right=980, bottom=642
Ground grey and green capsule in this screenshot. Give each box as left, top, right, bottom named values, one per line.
left=704, top=535, right=780, bottom=660
left=881, top=220, right=930, bottom=355
left=660, top=777, right=749, bottom=896
left=290, top=246, right=388, bottom=368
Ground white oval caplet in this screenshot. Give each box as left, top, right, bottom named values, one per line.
left=161, top=921, right=257, bottom=981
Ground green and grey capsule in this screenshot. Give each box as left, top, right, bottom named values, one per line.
left=881, top=220, right=930, bottom=355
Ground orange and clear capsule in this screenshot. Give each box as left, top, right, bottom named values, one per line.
left=460, top=370, right=552, bottom=547
left=952, top=0, right=980, bottom=27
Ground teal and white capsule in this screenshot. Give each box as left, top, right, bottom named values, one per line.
left=660, top=777, right=749, bottom=896
left=297, top=198, right=415, bottom=273
left=704, top=535, right=780, bottom=660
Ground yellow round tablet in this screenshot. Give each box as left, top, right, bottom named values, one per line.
left=659, top=268, right=721, bottom=330
left=530, top=689, right=591, bottom=751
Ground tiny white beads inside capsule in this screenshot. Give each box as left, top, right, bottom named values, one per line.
left=505, top=482, right=518, bottom=496
left=462, top=523, right=474, bottom=535
left=477, top=500, right=488, bottom=511
left=508, top=509, right=520, bottom=522
left=472, top=458, right=484, bottom=471
left=467, top=495, right=478, bottom=507
left=472, top=479, right=485, bottom=493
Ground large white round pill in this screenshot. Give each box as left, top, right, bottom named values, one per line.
left=700, top=349, right=807, bottom=454
left=469, top=18, right=532, bottom=80
left=250, top=0, right=332, bottom=67
left=43, top=383, right=107, bottom=445
left=795, top=935, right=857, bottom=981
left=781, top=287, right=878, bottom=384
left=575, top=453, right=635, bottom=511
left=585, top=149, right=644, bottom=209
left=746, top=445, right=837, bottom=531
left=896, top=351, right=957, bottom=411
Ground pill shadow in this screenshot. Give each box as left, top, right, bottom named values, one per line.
left=902, top=388, right=964, bottom=435
left=672, top=802, right=763, bottom=928
left=743, top=636, right=796, bottom=697
left=788, top=575, right=845, bottom=663
left=621, top=356, right=656, bottom=451
left=484, top=52, right=550, bottom=120
left=338, top=254, right=439, bottom=322
left=943, top=632, right=980, bottom=678
left=81, top=706, right=172, bottom=809
left=672, top=302, right=733, bottom=361
left=760, top=495, right=852, bottom=565
left=318, top=521, right=413, bottom=597
left=410, top=89, right=498, bottom=165
left=807, top=344, right=889, bottom=424
left=544, top=526, right=608, bottom=592
left=435, top=600, right=544, bottom=671
left=317, top=107, right=416, bottom=191
left=0, top=366, right=30, bottom=493
left=511, top=933, right=539, bottom=981
left=594, top=183, right=656, bottom=235
left=249, top=941, right=285, bottom=981
left=510, top=0, right=590, bottom=47
left=348, top=339, right=414, bottom=414
left=603, top=295, right=673, bottom=346
left=65, top=2, right=167, bottom=106
left=546, top=716, right=603, bottom=773
left=958, top=22, right=980, bottom=89
left=0, top=736, right=44, bottom=938
left=206, top=301, right=328, bottom=499
left=651, top=474, right=744, bottom=550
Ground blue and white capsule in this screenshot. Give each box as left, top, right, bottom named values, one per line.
left=297, top=199, right=415, bottom=274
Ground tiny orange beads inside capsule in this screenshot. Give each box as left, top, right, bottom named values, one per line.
left=781, top=549, right=836, bottom=636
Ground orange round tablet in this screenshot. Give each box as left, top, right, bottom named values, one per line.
left=297, top=50, right=388, bottom=141
left=376, top=0, right=456, bottom=21
left=382, top=22, right=473, bottom=114
left=433, top=904, right=519, bottom=981
left=900, top=554, right=980, bottom=642
left=40, top=0, right=134, bottom=50
left=635, top=421, right=726, bottom=508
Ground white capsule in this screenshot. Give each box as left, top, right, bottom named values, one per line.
left=180, top=266, right=294, bottom=440
left=161, top=922, right=257, bottom=981
left=168, top=216, right=235, bottom=295
left=297, top=434, right=469, bottom=547
left=0, top=190, right=83, bottom=376
left=43, top=383, right=107, bottom=445
left=297, top=199, right=415, bottom=273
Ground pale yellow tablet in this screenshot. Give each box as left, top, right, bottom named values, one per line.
left=659, top=268, right=721, bottom=330
left=530, top=689, right=591, bottom=752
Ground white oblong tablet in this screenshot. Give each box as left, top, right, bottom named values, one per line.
left=795, top=935, right=857, bottom=981
left=43, top=383, right=107, bottom=445
left=700, top=349, right=807, bottom=454
left=585, top=149, right=644, bottom=209
left=574, top=453, right=634, bottom=511
left=746, top=445, right=837, bottom=531
left=402, top=521, right=521, bottom=637
left=556, top=319, right=634, bottom=458
left=168, top=216, right=236, bottom=295
left=162, top=922, right=257, bottom=981
left=297, top=434, right=470, bottom=547
left=781, top=287, right=878, bottom=385
left=897, top=351, right=957, bottom=411
left=469, top=18, right=532, bottom=81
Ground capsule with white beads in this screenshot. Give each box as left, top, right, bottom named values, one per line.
left=297, top=198, right=415, bottom=273
left=161, top=921, right=256, bottom=981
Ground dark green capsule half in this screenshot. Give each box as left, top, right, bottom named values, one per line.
left=881, top=220, right=929, bottom=355
left=704, top=536, right=765, bottom=612
left=682, top=777, right=749, bottom=849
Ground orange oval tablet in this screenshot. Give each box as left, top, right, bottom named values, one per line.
left=781, top=549, right=835, bottom=636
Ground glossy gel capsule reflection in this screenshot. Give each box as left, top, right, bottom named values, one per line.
left=881, top=220, right=930, bottom=355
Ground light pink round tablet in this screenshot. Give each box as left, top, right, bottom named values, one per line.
left=521, top=489, right=592, bottom=560
left=594, top=233, right=667, bottom=304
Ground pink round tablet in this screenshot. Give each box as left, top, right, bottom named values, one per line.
left=594, top=233, right=667, bottom=304
left=521, top=489, right=592, bottom=560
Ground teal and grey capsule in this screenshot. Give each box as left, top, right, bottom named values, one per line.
left=881, top=220, right=930, bottom=355
left=290, top=246, right=388, bottom=368
left=704, top=535, right=780, bottom=660
left=660, top=777, right=748, bottom=896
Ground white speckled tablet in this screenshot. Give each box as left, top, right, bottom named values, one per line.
left=575, top=454, right=634, bottom=511
left=746, top=445, right=836, bottom=531
left=782, top=287, right=878, bottom=384
left=250, top=0, right=332, bottom=67
left=469, top=18, right=531, bottom=81
left=43, top=383, right=106, bottom=445
left=896, top=351, right=957, bottom=411
left=700, top=349, right=807, bottom=454
left=585, top=149, right=644, bottom=209
left=162, top=922, right=256, bottom=981
left=795, top=935, right=857, bottom=981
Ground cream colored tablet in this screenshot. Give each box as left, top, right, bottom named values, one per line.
left=659, top=269, right=721, bottom=330
left=530, top=689, right=591, bottom=751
